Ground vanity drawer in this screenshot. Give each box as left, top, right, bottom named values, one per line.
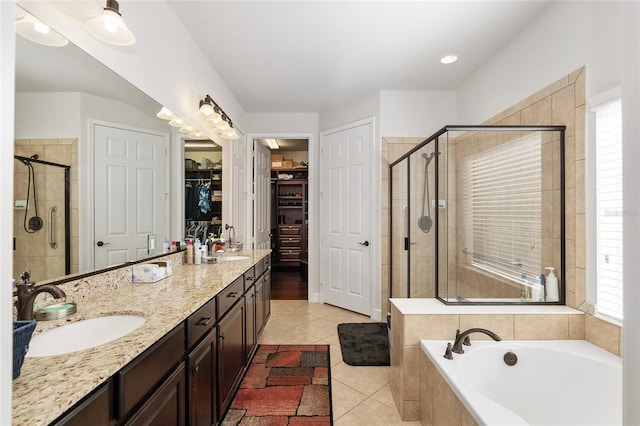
left=116, top=322, right=185, bottom=420
left=254, top=257, right=266, bottom=277
left=279, top=225, right=301, bottom=236
left=279, top=238, right=301, bottom=247
left=217, top=276, right=244, bottom=318
left=279, top=249, right=301, bottom=260
left=244, top=266, right=256, bottom=289
left=186, top=297, right=217, bottom=349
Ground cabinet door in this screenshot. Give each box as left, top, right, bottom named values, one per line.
left=245, top=285, right=257, bottom=360
left=124, top=363, right=186, bottom=426
left=187, top=329, right=216, bottom=426
left=52, top=381, right=111, bottom=426
left=255, top=276, right=265, bottom=337
left=217, top=300, right=245, bottom=420
left=264, top=269, right=272, bottom=321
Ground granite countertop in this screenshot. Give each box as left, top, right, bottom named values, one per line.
left=12, top=249, right=270, bottom=426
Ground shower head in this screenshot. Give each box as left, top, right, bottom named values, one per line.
left=422, top=151, right=441, bottom=164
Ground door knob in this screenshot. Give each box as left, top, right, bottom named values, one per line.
left=96, top=241, right=110, bottom=247
left=358, top=241, right=370, bottom=247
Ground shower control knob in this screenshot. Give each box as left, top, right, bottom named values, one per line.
left=96, top=241, right=110, bottom=247
left=358, top=241, right=370, bottom=247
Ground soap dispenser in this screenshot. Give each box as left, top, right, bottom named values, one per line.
left=545, top=267, right=559, bottom=302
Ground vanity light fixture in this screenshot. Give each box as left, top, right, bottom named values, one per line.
left=156, top=107, right=174, bottom=120
left=15, top=11, right=69, bottom=47
left=85, top=0, right=135, bottom=46
left=440, top=54, right=458, bottom=64
left=168, top=117, right=184, bottom=128
left=188, top=129, right=207, bottom=139
left=266, top=139, right=279, bottom=149
left=198, top=95, right=240, bottom=140
left=179, top=124, right=195, bottom=134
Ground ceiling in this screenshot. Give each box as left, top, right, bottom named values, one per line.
left=167, top=1, right=552, bottom=113
left=15, top=1, right=552, bottom=119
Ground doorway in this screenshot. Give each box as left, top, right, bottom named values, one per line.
left=184, top=140, right=223, bottom=242
left=256, top=138, right=309, bottom=300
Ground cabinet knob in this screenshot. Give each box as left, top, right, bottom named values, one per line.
left=192, top=365, right=200, bottom=374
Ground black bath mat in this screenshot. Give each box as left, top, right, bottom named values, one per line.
left=337, top=322, right=390, bottom=366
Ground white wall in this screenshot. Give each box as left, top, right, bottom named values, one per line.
left=15, top=92, right=81, bottom=138
left=457, top=1, right=621, bottom=124
left=380, top=90, right=457, bottom=137
left=247, top=112, right=319, bottom=134
left=319, top=92, right=379, bottom=133
left=0, top=3, right=14, bottom=424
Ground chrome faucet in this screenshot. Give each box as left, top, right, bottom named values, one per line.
left=451, top=328, right=502, bottom=354
left=15, top=271, right=66, bottom=321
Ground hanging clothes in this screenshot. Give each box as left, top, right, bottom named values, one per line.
left=198, top=182, right=211, bottom=215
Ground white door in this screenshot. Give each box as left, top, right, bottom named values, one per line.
left=320, top=121, right=372, bottom=315
left=231, top=136, right=248, bottom=245
left=93, top=124, right=167, bottom=268
left=254, top=141, right=271, bottom=249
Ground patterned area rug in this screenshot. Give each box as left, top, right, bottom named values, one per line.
left=222, top=345, right=332, bottom=425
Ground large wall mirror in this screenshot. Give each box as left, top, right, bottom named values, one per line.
left=13, top=20, right=177, bottom=284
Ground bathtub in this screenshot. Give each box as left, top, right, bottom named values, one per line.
left=421, top=339, right=622, bottom=425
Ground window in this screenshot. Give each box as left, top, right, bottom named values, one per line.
left=461, top=133, right=542, bottom=285
left=595, top=99, right=623, bottom=321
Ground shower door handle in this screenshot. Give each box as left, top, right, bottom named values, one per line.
left=96, top=241, right=110, bottom=247
left=48, top=206, right=58, bottom=249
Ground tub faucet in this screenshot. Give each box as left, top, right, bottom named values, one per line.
left=15, top=271, right=66, bottom=321
left=451, top=328, right=502, bottom=354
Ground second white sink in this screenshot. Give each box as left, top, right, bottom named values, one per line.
left=218, top=255, right=250, bottom=262
left=26, top=315, right=146, bottom=357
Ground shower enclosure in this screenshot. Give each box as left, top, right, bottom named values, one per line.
left=13, top=155, right=71, bottom=282
left=389, top=125, right=566, bottom=305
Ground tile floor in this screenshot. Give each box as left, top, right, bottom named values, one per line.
left=258, top=300, right=421, bottom=425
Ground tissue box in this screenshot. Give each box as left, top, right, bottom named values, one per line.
left=132, top=261, right=172, bottom=283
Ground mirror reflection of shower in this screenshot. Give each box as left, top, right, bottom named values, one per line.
left=417, top=151, right=440, bottom=233
left=17, top=155, right=44, bottom=233
left=13, top=154, right=71, bottom=282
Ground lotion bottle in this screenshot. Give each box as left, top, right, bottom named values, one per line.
left=194, top=239, right=202, bottom=264
left=545, top=267, right=559, bottom=302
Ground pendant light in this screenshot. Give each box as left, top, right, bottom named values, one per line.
left=15, top=12, right=69, bottom=47
left=85, top=0, right=135, bottom=46
left=156, top=107, right=173, bottom=120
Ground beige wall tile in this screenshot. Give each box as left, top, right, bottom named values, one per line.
left=419, top=353, right=434, bottom=426
left=404, top=346, right=421, bottom=400
left=506, top=95, right=534, bottom=117
left=575, top=159, right=585, bottom=213
left=552, top=85, right=576, bottom=136
left=575, top=214, right=586, bottom=268
left=568, top=314, right=585, bottom=339
left=585, top=314, right=621, bottom=356
left=461, top=407, right=478, bottom=426
left=573, top=67, right=586, bottom=106
left=521, top=96, right=552, bottom=124
left=514, top=314, right=569, bottom=339
left=575, top=267, right=586, bottom=306
left=404, top=400, right=420, bottom=421
left=404, top=314, right=459, bottom=346
left=433, top=369, right=462, bottom=426
left=459, top=314, right=514, bottom=340
left=534, top=75, right=568, bottom=102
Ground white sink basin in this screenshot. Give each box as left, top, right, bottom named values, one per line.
left=26, top=315, right=146, bottom=357
left=218, top=255, right=250, bottom=262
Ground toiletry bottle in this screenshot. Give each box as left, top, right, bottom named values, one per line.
left=545, top=267, right=559, bottom=302
left=186, top=240, right=194, bottom=264
left=162, top=238, right=170, bottom=253
left=194, top=239, right=202, bottom=264
left=533, top=275, right=544, bottom=302
left=170, top=240, right=177, bottom=252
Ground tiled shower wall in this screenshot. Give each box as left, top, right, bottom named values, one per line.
left=14, top=138, right=79, bottom=282
left=382, top=67, right=622, bottom=356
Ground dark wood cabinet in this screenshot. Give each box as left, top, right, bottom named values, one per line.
left=123, top=363, right=186, bottom=426
left=52, top=381, right=111, bottom=426
left=116, top=323, right=185, bottom=421
left=217, top=299, right=245, bottom=420
left=273, top=170, right=308, bottom=268
left=264, top=266, right=272, bottom=321
left=187, top=328, right=216, bottom=426
left=255, top=275, right=265, bottom=337
left=245, top=283, right=257, bottom=361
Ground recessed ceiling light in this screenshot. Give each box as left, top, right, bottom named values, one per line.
left=440, top=55, right=458, bottom=65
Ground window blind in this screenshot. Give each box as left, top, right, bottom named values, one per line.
left=461, top=133, right=542, bottom=285
left=595, top=99, right=623, bottom=321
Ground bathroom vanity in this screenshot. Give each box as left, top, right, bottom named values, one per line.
left=12, top=249, right=271, bottom=426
